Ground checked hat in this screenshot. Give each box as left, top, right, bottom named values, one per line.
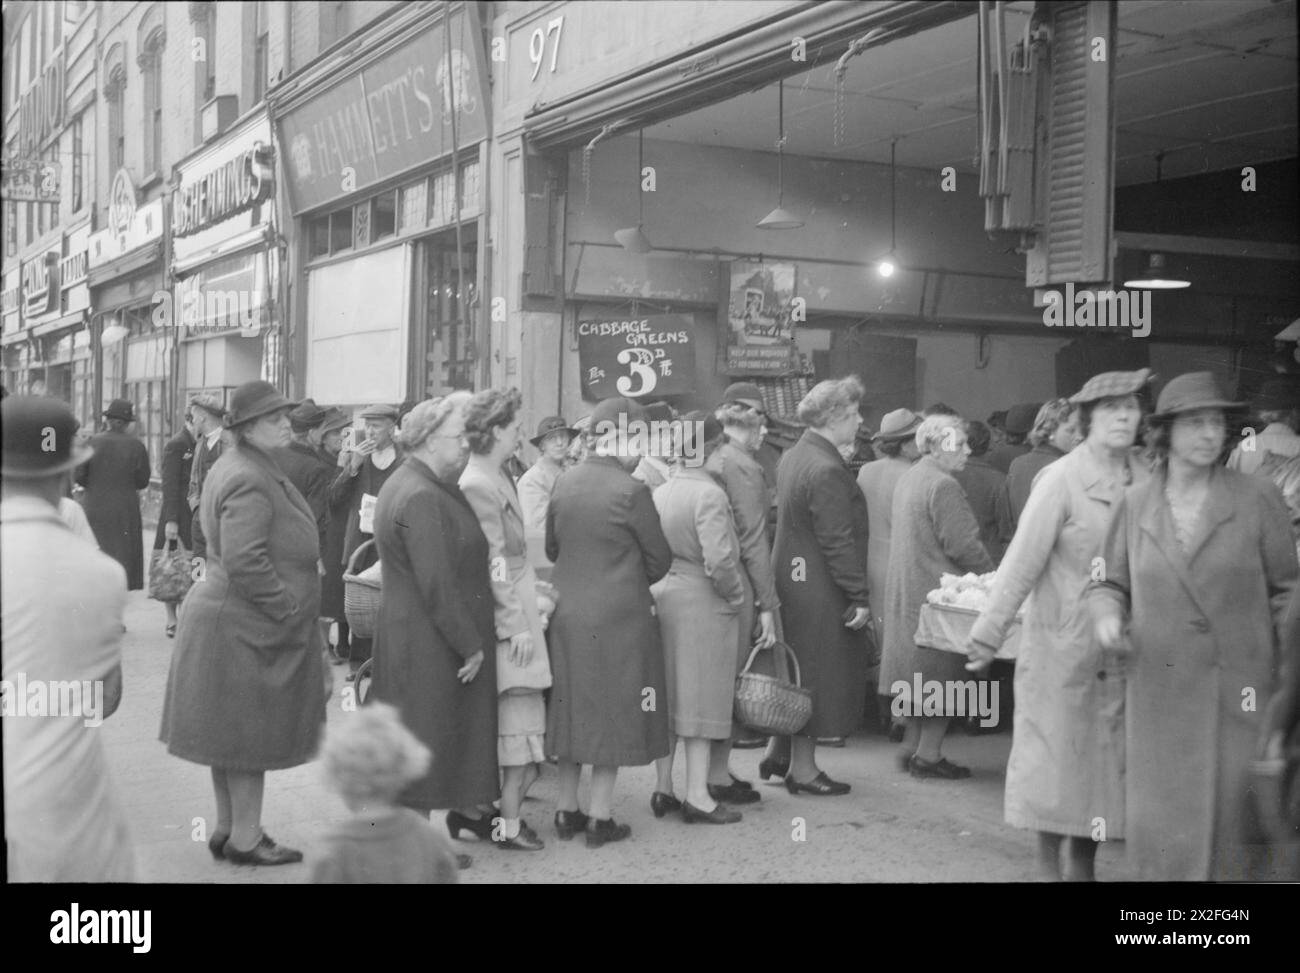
left=1069, top=368, right=1155, bottom=405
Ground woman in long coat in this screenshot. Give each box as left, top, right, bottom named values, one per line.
left=651, top=413, right=748, bottom=824
left=766, top=378, right=873, bottom=796
left=160, top=381, right=325, bottom=866
left=369, top=393, right=499, bottom=837
left=152, top=413, right=196, bottom=637
left=77, top=398, right=151, bottom=590
left=546, top=396, right=673, bottom=847
left=1091, top=372, right=1298, bottom=880
left=880, top=414, right=994, bottom=779
left=460, top=388, right=553, bottom=852
left=968, top=370, right=1151, bottom=880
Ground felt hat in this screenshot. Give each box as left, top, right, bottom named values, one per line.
left=1150, top=372, right=1246, bottom=420
left=872, top=408, right=923, bottom=442
left=529, top=416, right=577, bottom=448
left=1004, top=402, right=1042, bottom=436
left=319, top=408, right=352, bottom=436
left=103, top=398, right=135, bottom=422
left=722, top=382, right=765, bottom=410
left=289, top=398, right=329, bottom=431
left=2, top=396, right=93, bottom=478
left=223, top=380, right=297, bottom=429
left=589, top=396, right=647, bottom=435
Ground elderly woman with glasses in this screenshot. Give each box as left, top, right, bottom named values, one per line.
left=880, top=413, right=995, bottom=779
left=761, top=377, right=872, bottom=796
left=369, top=393, right=499, bottom=870
left=1090, top=372, right=1298, bottom=880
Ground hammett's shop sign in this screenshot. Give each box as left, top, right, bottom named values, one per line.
left=173, top=144, right=275, bottom=237
left=577, top=314, right=696, bottom=401
left=276, top=8, right=487, bottom=213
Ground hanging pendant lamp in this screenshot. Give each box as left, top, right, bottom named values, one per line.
left=875, top=140, right=901, bottom=277
left=757, top=79, right=804, bottom=230
left=615, top=130, right=653, bottom=254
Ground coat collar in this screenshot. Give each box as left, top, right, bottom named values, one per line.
left=237, top=442, right=316, bottom=521
left=0, top=495, right=67, bottom=528
left=1074, top=441, right=1147, bottom=503
left=799, top=428, right=843, bottom=463
left=463, top=458, right=524, bottom=519
left=403, top=455, right=471, bottom=502
left=1136, top=465, right=1236, bottom=615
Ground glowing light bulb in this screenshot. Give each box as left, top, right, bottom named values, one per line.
left=877, top=257, right=896, bottom=278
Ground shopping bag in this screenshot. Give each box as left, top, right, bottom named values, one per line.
left=149, top=540, right=195, bottom=603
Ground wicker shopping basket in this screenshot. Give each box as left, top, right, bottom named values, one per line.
left=734, top=640, right=813, bottom=736
left=342, top=539, right=381, bottom=639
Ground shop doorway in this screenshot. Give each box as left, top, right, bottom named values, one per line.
left=415, top=225, right=478, bottom=397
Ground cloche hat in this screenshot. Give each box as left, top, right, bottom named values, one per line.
left=2, top=396, right=94, bottom=478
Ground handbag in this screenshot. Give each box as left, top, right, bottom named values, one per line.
left=734, top=640, right=813, bottom=736
left=148, top=539, right=195, bottom=603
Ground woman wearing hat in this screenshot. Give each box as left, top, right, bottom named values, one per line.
left=1003, top=399, right=1082, bottom=529
left=966, top=369, right=1151, bottom=880
left=517, top=415, right=577, bottom=580
left=1090, top=372, right=1299, bottom=880
left=160, top=380, right=326, bottom=866
left=858, top=409, right=923, bottom=729
left=76, top=398, right=152, bottom=590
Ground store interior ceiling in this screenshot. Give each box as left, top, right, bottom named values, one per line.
left=643, top=0, right=1297, bottom=188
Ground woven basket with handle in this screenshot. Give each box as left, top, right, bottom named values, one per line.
left=342, top=539, right=381, bottom=639
left=734, top=640, right=813, bottom=736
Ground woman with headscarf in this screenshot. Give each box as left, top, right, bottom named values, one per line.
left=1090, top=372, right=1298, bottom=880
left=967, top=369, right=1152, bottom=880
left=546, top=396, right=673, bottom=846
left=880, top=413, right=995, bottom=779
left=459, top=388, right=553, bottom=851
left=160, top=381, right=325, bottom=866
left=77, top=398, right=151, bottom=590
left=760, top=377, right=872, bottom=795
left=369, top=394, right=498, bottom=870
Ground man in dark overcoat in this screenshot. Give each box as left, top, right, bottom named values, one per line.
left=76, top=399, right=152, bottom=589
left=272, top=399, right=335, bottom=550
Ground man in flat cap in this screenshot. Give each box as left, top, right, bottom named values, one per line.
left=329, top=403, right=404, bottom=674
left=273, top=399, right=336, bottom=551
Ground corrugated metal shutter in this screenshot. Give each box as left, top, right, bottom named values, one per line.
left=1025, top=1, right=1116, bottom=287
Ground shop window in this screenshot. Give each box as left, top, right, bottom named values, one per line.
left=353, top=202, right=371, bottom=249
left=140, top=29, right=165, bottom=175
left=5, top=205, right=16, bottom=257
left=192, top=4, right=216, bottom=146
left=399, top=179, right=427, bottom=233
left=253, top=1, right=269, bottom=104
left=430, top=169, right=454, bottom=227
left=460, top=161, right=481, bottom=211
left=105, top=66, right=126, bottom=176
left=373, top=191, right=396, bottom=240
left=126, top=379, right=165, bottom=479
left=308, top=214, right=331, bottom=259
left=329, top=208, right=353, bottom=254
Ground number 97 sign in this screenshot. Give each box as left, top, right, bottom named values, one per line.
left=578, top=313, right=696, bottom=401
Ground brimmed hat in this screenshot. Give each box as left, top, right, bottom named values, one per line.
left=873, top=408, right=923, bottom=442
left=103, top=398, right=135, bottom=422
left=1004, top=402, right=1042, bottom=436
left=1069, top=367, right=1154, bottom=405
left=289, top=398, right=329, bottom=431
left=643, top=401, right=675, bottom=423
left=359, top=403, right=399, bottom=421
left=529, top=415, right=577, bottom=448
left=223, top=380, right=298, bottom=429
left=722, top=382, right=765, bottom=409
left=189, top=392, right=226, bottom=420
left=589, top=396, right=647, bottom=433
left=1253, top=376, right=1300, bottom=414
left=2, top=396, right=94, bottom=478
left=319, top=408, right=352, bottom=435
left=1150, top=372, right=1246, bottom=420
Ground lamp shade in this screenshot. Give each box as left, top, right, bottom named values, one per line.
left=756, top=206, right=804, bottom=230
left=614, top=224, right=653, bottom=254
left=1123, top=252, right=1190, bottom=289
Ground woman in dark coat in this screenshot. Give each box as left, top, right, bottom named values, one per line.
left=369, top=393, right=499, bottom=861
left=763, top=377, right=873, bottom=796
left=77, top=398, right=151, bottom=589
left=1091, top=372, right=1298, bottom=880
left=160, top=381, right=325, bottom=867
left=152, top=411, right=196, bottom=636
left=546, top=396, right=673, bottom=847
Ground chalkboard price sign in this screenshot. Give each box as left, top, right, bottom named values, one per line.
left=577, top=313, right=696, bottom=400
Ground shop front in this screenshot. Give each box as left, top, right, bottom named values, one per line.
left=270, top=0, right=490, bottom=413
left=87, top=167, right=168, bottom=473
left=170, top=111, right=280, bottom=413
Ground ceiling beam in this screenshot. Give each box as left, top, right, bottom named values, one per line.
left=1115, top=231, right=1300, bottom=261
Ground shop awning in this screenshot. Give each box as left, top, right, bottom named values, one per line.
left=86, top=242, right=164, bottom=290
left=31, top=310, right=88, bottom=338
left=523, top=1, right=974, bottom=148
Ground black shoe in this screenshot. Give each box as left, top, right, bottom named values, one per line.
left=651, top=792, right=683, bottom=818
left=888, top=723, right=906, bottom=743
left=585, top=818, right=631, bottom=848
left=209, top=831, right=275, bottom=861
left=816, top=736, right=847, bottom=747
left=681, top=801, right=742, bottom=824
left=758, top=756, right=790, bottom=781
left=222, top=835, right=303, bottom=866
left=898, top=750, right=916, bottom=773
left=910, top=756, right=972, bottom=780
left=554, top=809, right=590, bottom=841
left=732, top=736, right=767, bottom=749
left=497, top=822, right=545, bottom=851
left=784, top=772, right=851, bottom=796
left=728, top=772, right=754, bottom=791
left=456, top=853, right=473, bottom=870
left=707, top=782, right=761, bottom=804
left=446, top=810, right=494, bottom=841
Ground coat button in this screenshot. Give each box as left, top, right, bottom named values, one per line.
left=1096, top=671, right=1107, bottom=681
left=1192, top=618, right=1209, bottom=632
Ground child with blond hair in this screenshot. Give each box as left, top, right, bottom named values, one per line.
left=312, top=703, right=461, bottom=883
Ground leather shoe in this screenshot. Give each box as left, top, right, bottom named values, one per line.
left=732, top=735, right=767, bottom=749
left=585, top=818, right=632, bottom=848
left=456, top=853, right=473, bottom=870
left=222, top=835, right=303, bottom=866
left=784, top=772, right=851, bottom=796
left=554, top=809, right=590, bottom=841
left=707, top=782, right=760, bottom=804
left=210, top=830, right=275, bottom=861
left=910, top=756, right=972, bottom=780
left=757, top=756, right=790, bottom=781
left=497, top=822, right=545, bottom=851
left=651, top=792, right=683, bottom=818
left=816, top=736, right=847, bottom=747
left=897, top=750, right=916, bottom=773
left=728, top=772, right=754, bottom=791
left=682, top=801, right=742, bottom=824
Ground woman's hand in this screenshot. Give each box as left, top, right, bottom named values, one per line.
left=844, top=606, right=871, bottom=631
left=755, top=610, right=777, bottom=650
left=458, top=651, right=484, bottom=684
left=509, top=632, right=535, bottom=668
left=165, top=520, right=179, bottom=542
left=964, top=638, right=998, bottom=672
left=1095, top=615, right=1124, bottom=651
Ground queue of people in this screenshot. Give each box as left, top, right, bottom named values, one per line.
left=5, top=363, right=1300, bottom=884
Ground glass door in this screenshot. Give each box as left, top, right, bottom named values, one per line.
left=418, top=225, right=478, bottom=397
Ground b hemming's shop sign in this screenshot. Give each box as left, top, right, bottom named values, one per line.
left=577, top=313, right=696, bottom=401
